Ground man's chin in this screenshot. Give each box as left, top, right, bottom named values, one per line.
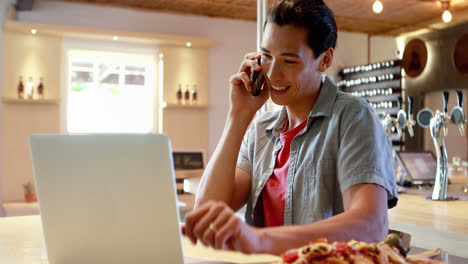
left=269, top=96, right=288, bottom=107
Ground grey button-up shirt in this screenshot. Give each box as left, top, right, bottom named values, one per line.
left=236, top=76, right=398, bottom=226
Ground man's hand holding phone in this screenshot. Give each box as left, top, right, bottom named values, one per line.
left=229, top=52, right=271, bottom=118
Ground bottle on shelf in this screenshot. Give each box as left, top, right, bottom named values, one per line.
left=37, top=77, right=44, bottom=99
left=26, top=76, right=34, bottom=99
left=177, top=84, right=183, bottom=104
left=192, top=84, right=198, bottom=104
left=184, top=84, right=190, bottom=104
left=18, top=76, right=24, bottom=99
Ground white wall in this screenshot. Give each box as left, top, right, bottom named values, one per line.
left=332, top=32, right=368, bottom=75
left=1, top=32, right=62, bottom=202
left=15, top=0, right=398, bottom=157
left=327, top=33, right=398, bottom=81
left=370, top=35, right=399, bottom=63
left=17, top=0, right=257, bottom=158
left=0, top=0, right=17, bottom=214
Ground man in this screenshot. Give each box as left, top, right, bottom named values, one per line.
left=184, top=0, right=398, bottom=255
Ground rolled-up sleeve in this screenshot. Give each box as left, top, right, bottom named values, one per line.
left=236, top=124, right=253, bottom=176
left=337, top=102, right=398, bottom=208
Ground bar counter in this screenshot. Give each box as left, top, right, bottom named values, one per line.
left=388, top=192, right=468, bottom=259
left=1, top=192, right=468, bottom=262
left=0, top=214, right=280, bottom=264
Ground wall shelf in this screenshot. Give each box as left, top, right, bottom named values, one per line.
left=2, top=98, right=61, bottom=105
left=339, top=59, right=403, bottom=148
left=338, top=59, right=402, bottom=114
left=162, top=103, right=209, bottom=110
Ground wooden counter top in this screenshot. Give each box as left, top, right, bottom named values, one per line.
left=0, top=215, right=280, bottom=264
left=388, top=193, right=468, bottom=258
left=389, top=193, right=468, bottom=235
left=2, top=192, right=468, bottom=261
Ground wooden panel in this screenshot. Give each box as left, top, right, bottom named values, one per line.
left=57, top=0, right=468, bottom=35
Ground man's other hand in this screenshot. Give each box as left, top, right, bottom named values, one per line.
left=184, top=200, right=263, bottom=254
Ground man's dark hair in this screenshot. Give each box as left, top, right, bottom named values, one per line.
left=266, top=0, right=337, bottom=59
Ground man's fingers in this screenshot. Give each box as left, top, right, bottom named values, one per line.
left=212, top=209, right=235, bottom=249
left=192, top=202, right=225, bottom=243
left=201, top=223, right=216, bottom=248
left=181, top=223, right=198, bottom=245
left=230, top=72, right=253, bottom=92
left=240, top=52, right=261, bottom=71
left=244, top=52, right=261, bottom=60
left=215, top=215, right=239, bottom=251
left=238, top=58, right=262, bottom=74
left=226, top=237, right=237, bottom=251
left=185, top=203, right=212, bottom=244
left=240, top=72, right=253, bottom=92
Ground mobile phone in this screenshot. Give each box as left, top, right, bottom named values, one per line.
left=250, top=58, right=265, bottom=96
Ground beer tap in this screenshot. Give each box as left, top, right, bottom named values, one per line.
left=380, top=96, right=414, bottom=143
left=451, top=90, right=466, bottom=136
left=396, top=96, right=416, bottom=138
left=394, top=96, right=404, bottom=137
left=392, top=96, right=415, bottom=186
left=407, top=96, right=416, bottom=137
left=430, top=91, right=451, bottom=200
left=416, top=90, right=465, bottom=201
left=380, top=112, right=396, bottom=140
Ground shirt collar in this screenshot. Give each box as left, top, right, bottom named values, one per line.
left=308, top=75, right=338, bottom=118
left=266, top=75, right=338, bottom=136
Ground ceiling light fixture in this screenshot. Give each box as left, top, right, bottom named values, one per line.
left=186, top=42, right=192, bottom=47
left=372, top=0, right=383, bottom=14
left=441, top=1, right=452, bottom=23
left=113, top=36, right=119, bottom=41
left=31, top=29, right=37, bottom=35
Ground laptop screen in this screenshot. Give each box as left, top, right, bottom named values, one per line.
left=397, top=151, right=437, bottom=183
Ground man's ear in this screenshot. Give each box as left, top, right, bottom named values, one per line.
left=318, top=47, right=334, bottom=72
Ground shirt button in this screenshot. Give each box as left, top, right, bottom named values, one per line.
left=258, top=180, right=263, bottom=187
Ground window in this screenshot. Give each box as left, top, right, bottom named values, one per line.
left=67, top=50, right=155, bottom=133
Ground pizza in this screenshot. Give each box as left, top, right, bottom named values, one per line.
left=278, top=238, right=446, bottom=264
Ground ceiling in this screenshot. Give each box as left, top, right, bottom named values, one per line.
left=55, top=0, right=468, bottom=36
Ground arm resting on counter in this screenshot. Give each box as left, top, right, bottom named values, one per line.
left=258, top=183, right=389, bottom=255
left=195, top=112, right=252, bottom=211
left=185, top=182, right=389, bottom=255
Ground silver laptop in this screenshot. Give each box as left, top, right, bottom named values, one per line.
left=396, top=151, right=437, bottom=186
left=30, top=134, right=216, bottom=264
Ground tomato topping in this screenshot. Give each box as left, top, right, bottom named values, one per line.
left=334, top=242, right=349, bottom=253
left=281, top=251, right=299, bottom=263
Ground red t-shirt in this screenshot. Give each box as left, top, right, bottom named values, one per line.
left=262, top=118, right=308, bottom=227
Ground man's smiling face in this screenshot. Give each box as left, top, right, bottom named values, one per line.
left=260, top=22, right=325, bottom=107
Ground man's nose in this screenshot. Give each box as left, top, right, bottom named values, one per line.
left=267, top=60, right=283, bottom=81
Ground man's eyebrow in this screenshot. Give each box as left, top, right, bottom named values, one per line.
left=260, top=47, right=300, bottom=58
left=280, top=52, right=300, bottom=58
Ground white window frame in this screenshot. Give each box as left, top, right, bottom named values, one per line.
left=61, top=38, right=161, bottom=134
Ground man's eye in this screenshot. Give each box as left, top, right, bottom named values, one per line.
left=262, top=54, right=272, bottom=59
left=285, top=60, right=297, bottom=64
